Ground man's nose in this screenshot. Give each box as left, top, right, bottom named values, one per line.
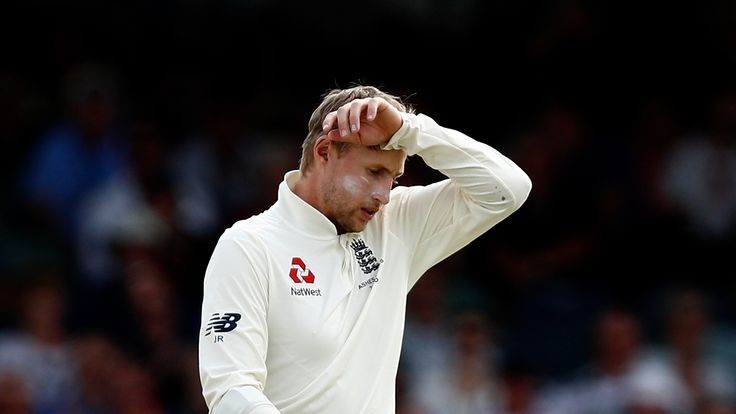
left=372, top=182, right=391, bottom=205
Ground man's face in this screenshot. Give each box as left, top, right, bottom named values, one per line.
left=322, top=144, right=406, bottom=233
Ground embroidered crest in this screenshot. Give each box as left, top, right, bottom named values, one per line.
left=350, top=238, right=381, bottom=274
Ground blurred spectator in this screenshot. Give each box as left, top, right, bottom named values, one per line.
left=19, top=62, right=126, bottom=239
left=662, top=92, right=736, bottom=240
left=168, top=98, right=297, bottom=309
left=534, top=308, right=647, bottom=414
left=116, top=254, right=197, bottom=412
left=659, top=91, right=736, bottom=282
left=400, top=266, right=453, bottom=395
left=71, top=334, right=123, bottom=414
left=109, top=358, right=166, bottom=414
left=486, top=101, right=601, bottom=378
left=0, top=276, right=78, bottom=414
left=75, top=119, right=174, bottom=285
left=628, top=288, right=736, bottom=413
left=169, top=94, right=258, bottom=238
left=409, top=309, right=503, bottom=414
left=489, top=101, right=599, bottom=285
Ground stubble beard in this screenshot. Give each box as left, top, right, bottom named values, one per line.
left=323, top=179, right=365, bottom=234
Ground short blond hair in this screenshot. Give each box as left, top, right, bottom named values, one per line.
left=299, top=85, right=413, bottom=174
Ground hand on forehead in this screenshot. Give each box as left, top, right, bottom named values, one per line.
left=321, top=97, right=403, bottom=147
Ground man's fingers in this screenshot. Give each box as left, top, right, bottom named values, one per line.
left=322, top=113, right=336, bottom=132
left=349, top=100, right=364, bottom=135
left=322, top=97, right=386, bottom=140
left=336, top=105, right=352, bottom=137
left=366, top=98, right=379, bottom=121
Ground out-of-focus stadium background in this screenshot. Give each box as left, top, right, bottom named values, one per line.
left=1, top=1, right=736, bottom=413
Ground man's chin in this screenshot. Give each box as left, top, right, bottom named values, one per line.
left=335, top=218, right=368, bottom=234
left=346, top=219, right=369, bottom=234
left=347, top=224, right=367, bottom=233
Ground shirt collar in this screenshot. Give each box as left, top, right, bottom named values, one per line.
left=274, top=170, right=340, bottom=239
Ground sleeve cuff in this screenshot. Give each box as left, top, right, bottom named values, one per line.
left=382, top=112, right=420, bottom=156
left=214, top=386, right=280, bottom=414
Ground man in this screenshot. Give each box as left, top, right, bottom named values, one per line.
left=198, top=85, right=532, bottom=413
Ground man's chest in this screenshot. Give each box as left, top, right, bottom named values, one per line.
left=262, top=234, right=398, bottom=356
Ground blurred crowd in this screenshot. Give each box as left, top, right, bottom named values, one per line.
left=1, top=1, right=736, bottom=413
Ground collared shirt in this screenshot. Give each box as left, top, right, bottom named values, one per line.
left=199, top=112, right=532, bottom=414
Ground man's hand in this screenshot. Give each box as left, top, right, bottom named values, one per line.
left=321, top=97, right=403, bottom=146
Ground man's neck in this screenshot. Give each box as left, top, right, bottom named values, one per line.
left=292, top=172, right=346, bottom=234
left=292, top=172, right=321, bottom=213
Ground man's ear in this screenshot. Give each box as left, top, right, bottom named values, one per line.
left=314, top=136, right=331, bottom=165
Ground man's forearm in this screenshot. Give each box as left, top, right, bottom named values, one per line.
left=384, top=112, right=532, bottom=210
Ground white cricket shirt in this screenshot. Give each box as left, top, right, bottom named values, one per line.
left=199, top=112, right=532, bottom=414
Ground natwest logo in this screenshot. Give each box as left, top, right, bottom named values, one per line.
left=289, top=257, right=315, bottom=284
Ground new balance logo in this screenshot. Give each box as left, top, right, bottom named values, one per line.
left=289, top=257, right=315, bottom=283
left=205, top=312, right=241, bottom=336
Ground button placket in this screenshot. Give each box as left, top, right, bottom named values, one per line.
left=339, top=234, right=356, bottom=285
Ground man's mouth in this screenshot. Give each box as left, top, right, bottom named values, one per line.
left=361, top=208, right=377, bottom=220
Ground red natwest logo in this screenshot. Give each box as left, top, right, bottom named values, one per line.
left=289, top=257, right=315, bottom=284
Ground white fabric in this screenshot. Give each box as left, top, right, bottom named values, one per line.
left=199, top=112, right=531, bottom=414
left=215, top=386, right=281, bottom=414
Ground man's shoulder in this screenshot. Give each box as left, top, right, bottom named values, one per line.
left=224, top=210, right=278, bottom=239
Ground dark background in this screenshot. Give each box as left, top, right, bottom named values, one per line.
left=1, top=1, right=736, bottom=413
